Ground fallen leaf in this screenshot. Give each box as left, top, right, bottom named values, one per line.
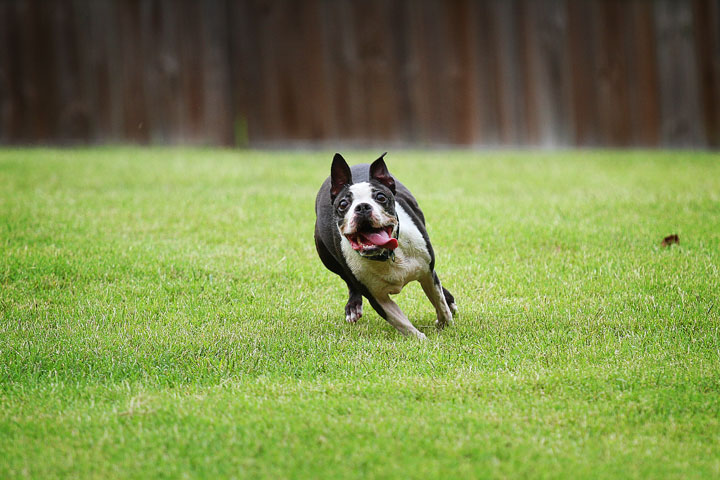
left=661, top=234, right=679, bottom=247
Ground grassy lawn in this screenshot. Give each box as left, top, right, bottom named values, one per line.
left=1, top=148, right=719, bottom=479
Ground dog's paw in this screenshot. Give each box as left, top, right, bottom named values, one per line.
left=435, top=304, right=454, bottom=330
left=448, top=301, right=458, bottom=317
left=410, top=330, right=427, bottom=341
left=345, top=300, right=363, bottom=323
left=435, top=311, right=454, bottom=330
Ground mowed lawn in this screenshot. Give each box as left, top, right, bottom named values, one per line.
left=1, top=148, right=719, bottom=479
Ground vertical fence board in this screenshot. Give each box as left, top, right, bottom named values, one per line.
left=351, top=0, right=399, bottom=142
left=23, top=0, right=59, bottom=142
left=422, top=0, right=456, bottom=143
left=597, top=1, right=633, bottom=146
left=118, top=0, right=149, bottom=143
left=494, top=1, right=525, bottom=144
left=693, top=0, right=720, bottom=147
left=629, top=1, right=660, bottom=146
left=518, top=0, right=540, bottom=145
left=525, top=0, right=571, bottom=146
left=387, top=0, right=416, bottom=143
left=70, top=0, right=101, bottom=143
left=94, top=1, right=125, bottom=142
left=406, top=0, right=436, bottom=143
left=228, top=0, right=261, bottom=145
left=139, top=0, right=165, bottom=143
left=473, top=1, right=503, bottom=145
left=0, top=1, right=23, bottom=141
left=199, top=0, right=233, bottom=145
left=655, top=0, right=704, bottom=147
left=446, top=0, right=478, bottom=144
left=178, top=0, right=205, bottom=142
left=567, top=1, right=600, bottom=146
left=82, top=1, right=109, bottom=142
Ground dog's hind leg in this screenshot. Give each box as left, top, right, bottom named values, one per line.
left=368, top=294, right=426, bottom=340
left=420, top=271, right=454, bottom=329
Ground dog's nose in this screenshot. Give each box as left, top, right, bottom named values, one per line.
left=355, top=203, right=372, bottom=216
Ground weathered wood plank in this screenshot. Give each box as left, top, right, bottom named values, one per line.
left=629, top=1, right=660, bottom=147
left=693, top=0, right=720, bottom=147
left=655, top=0, right=704, bottom=147
left=567, top=0, right=600, bottom=147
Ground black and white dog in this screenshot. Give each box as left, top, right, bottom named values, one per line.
left=314, top=153, right=457, bottom=339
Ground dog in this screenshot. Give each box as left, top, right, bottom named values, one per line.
left=314, top=153, right=457, bottom=339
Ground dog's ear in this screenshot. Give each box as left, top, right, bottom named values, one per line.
left=369, top=152, right=395, bottom=194
left=331, top=153, right=353, bottom=199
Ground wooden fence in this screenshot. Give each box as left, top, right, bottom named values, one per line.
left=1, top=0, right=719, bottom=147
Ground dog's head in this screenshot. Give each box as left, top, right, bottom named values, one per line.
left=330, top=153, right=399, bottom=257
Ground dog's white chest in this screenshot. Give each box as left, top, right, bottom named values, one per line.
left=341, top=204, right=431, bottom=296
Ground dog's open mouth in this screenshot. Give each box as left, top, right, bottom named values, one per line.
left=346, top=226, right=398, bottom=252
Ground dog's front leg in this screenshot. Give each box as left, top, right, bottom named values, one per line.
left=371, top=294, right=426, bottom=340
left=345, top=287, right=363, bottom=323
left=420, top=272, right=454, bottom=329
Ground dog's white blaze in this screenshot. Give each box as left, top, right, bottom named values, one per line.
left=347, top=182, right=376, bottom=227
left=348, top=182, right=373, bottom=206
left=341, top=202, right=431, bottom=297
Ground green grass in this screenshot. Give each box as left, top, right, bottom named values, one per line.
left=1, top=148, right=719, bottom=479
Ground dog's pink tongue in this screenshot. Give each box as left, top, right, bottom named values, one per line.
left=362, top=230, right=398, bottom=250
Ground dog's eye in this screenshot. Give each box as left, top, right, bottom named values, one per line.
left=375, top=192, right=387, bottom=203
left=337, top=199, right=349, bottom=212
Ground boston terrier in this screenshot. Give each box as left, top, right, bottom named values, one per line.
left=314, top=153, right=457, bottom=339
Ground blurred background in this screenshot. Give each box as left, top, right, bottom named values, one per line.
left=1, top=0, right=719, bottom=148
